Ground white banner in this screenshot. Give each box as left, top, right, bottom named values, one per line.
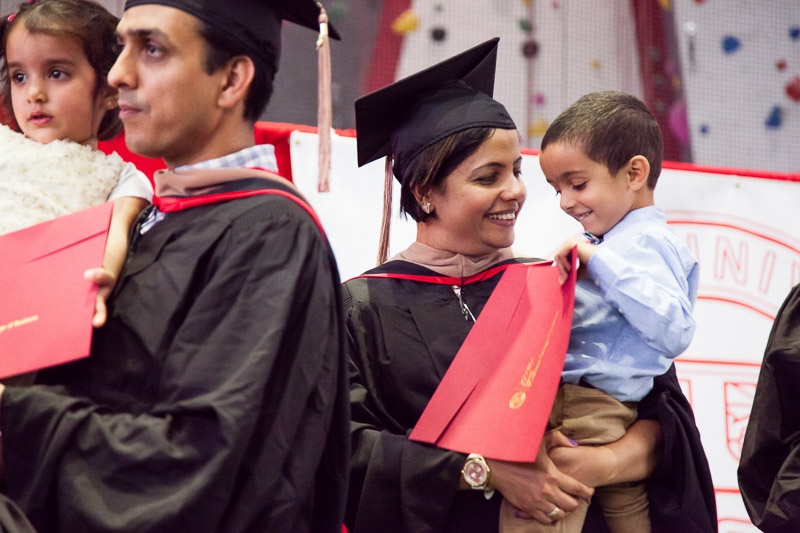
left=290, top=130, right=800, bottom=531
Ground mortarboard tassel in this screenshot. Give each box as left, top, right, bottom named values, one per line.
left=376, top=155, right=393, bottom=265
left=316, top=3, right=332, bottom=193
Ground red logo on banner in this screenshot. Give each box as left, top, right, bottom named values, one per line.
left=724, top=381, right=757, bottom=461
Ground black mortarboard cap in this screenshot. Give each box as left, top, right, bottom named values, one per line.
left=124, top=0, right=340, bottom=70
left=355, top=38, right=516, bottom=184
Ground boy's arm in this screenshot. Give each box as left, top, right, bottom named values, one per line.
left=85, top=196, right=149, bottom=327
left=586, top=231, right=697, bottom=356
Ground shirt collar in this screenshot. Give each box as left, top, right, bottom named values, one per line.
left=176, top=144, right=279, bottom=173
left=584, top=232, right=602, bottom=245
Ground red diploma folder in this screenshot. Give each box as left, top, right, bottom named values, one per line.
left=410, top=254, right=577, bottom=462
left=0, top=202, right=113, bottom=378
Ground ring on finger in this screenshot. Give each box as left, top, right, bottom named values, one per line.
left=547, top=506, right=560, bottom=520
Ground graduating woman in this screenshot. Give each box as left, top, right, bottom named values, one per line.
left=344, top=39, right=716, bottom=533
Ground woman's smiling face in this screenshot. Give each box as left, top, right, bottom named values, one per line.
left=423, top=128, right=525, bottom=256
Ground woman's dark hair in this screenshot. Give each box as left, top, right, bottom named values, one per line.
left=400, top=126, right=496, bottom=222
left=199, top=20, right=273, bottom=123
left=0, top=0, right=122, bottom=140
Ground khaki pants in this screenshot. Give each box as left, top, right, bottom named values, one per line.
left=499, top=384, right=651, bottom=533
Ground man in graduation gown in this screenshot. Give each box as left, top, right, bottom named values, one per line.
left=0, top=1, right=349, bottom=532
left=739, top=284, right=800, bottom=532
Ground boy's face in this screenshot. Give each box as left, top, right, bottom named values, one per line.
left=540, top=141, right=638, bottom=237
left=109, top=5, right=231, bottom=167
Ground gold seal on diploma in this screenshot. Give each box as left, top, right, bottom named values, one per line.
left=509, top=391, right=526, bottom=409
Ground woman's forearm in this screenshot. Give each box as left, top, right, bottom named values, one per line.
left=601, top=419, right=661, bottom=484
left=549, top=420, right=662, bottom=487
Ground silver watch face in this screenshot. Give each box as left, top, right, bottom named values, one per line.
left=464, top=460, right=487, bottom=487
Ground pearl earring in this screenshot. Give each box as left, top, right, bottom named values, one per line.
left=423, top=202, right=431, bottom=214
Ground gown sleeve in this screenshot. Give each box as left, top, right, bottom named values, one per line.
left=343, top=281, right=471, bottom=533
left=343, top=279, right=502, bottom=533
left=0, top=197, right=349, bottom=533
left=738, top=284, right=800, bottom=532
left=634, top=365, right=718, bottom=533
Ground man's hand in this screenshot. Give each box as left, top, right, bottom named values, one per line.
left=84, top=268, right=116, bottom=328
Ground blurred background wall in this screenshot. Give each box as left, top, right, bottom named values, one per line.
left=3, top=0, right=795, bottom=172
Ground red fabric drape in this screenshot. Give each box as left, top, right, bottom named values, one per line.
left=631, top=0, right=684, bottom=162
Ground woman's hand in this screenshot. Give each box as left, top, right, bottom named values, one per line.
left=486, top=432, right=593, bottom=523
left=549, top=421, right=662, bottom=487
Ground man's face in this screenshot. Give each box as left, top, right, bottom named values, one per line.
left=109, top=5, right=228, bottom=167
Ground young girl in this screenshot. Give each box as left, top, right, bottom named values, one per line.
left=0, top=0, right=153, bottom=327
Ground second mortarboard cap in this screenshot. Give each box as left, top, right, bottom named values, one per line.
left=123, top=0, right=340, bottom=70
left=355, top=37, right=516, bottom=185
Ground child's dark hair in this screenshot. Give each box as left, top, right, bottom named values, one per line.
left=541, top=91, right=663, bottom=188
left=0, top=0, right=122, bottom=140
left=399, top=127, right=496, bottom=222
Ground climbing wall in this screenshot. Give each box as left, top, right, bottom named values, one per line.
left=672, top=0, right=800, bottom=173
left=378, top=0, right=643, bottom=148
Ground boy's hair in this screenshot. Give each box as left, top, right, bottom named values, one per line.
left=0, top=0, right=122, bottom=140
left=541, top=91, right=663, bottom=188
left=399, top=126, right=495, bottom=222
left=199, top=20, right=272, bottom=123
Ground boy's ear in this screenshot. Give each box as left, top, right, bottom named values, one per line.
left=626, top=155, right=650, bottom=191
left=218, top=55, right=255, bottom=110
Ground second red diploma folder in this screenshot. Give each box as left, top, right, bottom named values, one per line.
left=0, top=202, right=113, bottom=378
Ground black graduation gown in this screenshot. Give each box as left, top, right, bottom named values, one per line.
left=0, top=178, right=350, bottom=533
left=344, top=259, right=717, bottom=533
left=739, top=284, right=800, bottom=532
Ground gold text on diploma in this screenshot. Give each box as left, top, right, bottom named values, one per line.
left=509, top=311, right=560, bottom=409
left=0, top=315, right=40, bottom=334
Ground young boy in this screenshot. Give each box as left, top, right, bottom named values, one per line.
left=501, top=91, right=699, bottom=533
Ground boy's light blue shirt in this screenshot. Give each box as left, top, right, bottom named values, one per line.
left=563, top=205, right=699, bottom=402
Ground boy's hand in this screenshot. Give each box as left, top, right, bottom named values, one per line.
left=554, top=237, right=597, bottom=285
left=84, top=268, right=116, bottom=328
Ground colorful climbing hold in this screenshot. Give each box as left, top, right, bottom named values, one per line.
left=786, top=76, right=800, bottom=102
left=765, top=105, right=782, bottom=129
left=722, top=35, right=741, bottom=54
left=522, top=40, right=539, bottom=58
left=391, top=9, right=419, bottom=35
left=529, top=118, right=549, bottom=137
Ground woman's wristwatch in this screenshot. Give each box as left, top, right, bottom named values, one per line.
left=462, top=453, right=495, bottom=499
